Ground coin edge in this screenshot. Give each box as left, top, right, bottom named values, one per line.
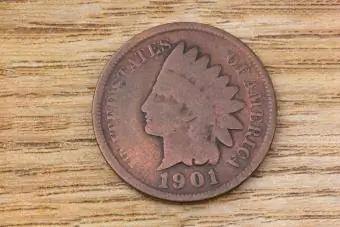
left=92, top=22, right=277, bottom=202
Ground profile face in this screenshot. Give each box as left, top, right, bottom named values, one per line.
left=141, top=88, right=189, bottom=137
left=140, top=42, right=244, bottom=170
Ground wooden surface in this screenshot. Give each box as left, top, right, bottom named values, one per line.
left=0, top=1, right=340, bottom=226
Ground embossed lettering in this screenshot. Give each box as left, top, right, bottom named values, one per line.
left=128, top=58, right=141, bottom=72
left=159, top=40, right=172, bottom=50
left=226, top=49, right=239, bottom=66
left=244, top=80, right=256, bottom=95
left=158, top=169, right=219, bottom=189
left=172, top=173, right=185, bottom=189
left=107, top=111, right=114, bottom=120
left=208, top=169, right=219, bottom=185
left=108, top=123, right=115, bottom=138
left=248, top=125, right=261, bottom=137
left=136, top=50, right=147, bottom=64
left=116, top=40, right=174, bottom=77
left=147, top=43, right=157, bottom=57
left=226, top=50, right=250, bottom=75
left=237, top=147, right=250, bottom=159
left=236, top=64, right=250, bottom=75
left=190, top=171, right=205, bottom=188
left=227, top=156, right=240, bottom=168
left=226, top=80, right=265, bottom=168
left=116, top=68, right=129, bottom=77
left=120, top=149, right=129, bottom=162
left=250, top=110, right=264, bottom=123
left=242, top=136, right=256, bottom=150
left=249, top=94, right=262, bottom=107
left=159, top=172, right=169, bottom=189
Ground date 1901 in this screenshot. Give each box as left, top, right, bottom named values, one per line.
left=159, top=169, right=219, bottom=189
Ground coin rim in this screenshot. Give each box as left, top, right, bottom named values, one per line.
left=92, top=22, right=277, bottom=202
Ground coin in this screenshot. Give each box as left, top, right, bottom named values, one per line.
left=93, top=22, right=276, bottom=202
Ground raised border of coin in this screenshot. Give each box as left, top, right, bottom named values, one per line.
left=93, top=22, right=276, bottom=202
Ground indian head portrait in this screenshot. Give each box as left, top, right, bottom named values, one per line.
left=141, top=42, right=245, bottom=171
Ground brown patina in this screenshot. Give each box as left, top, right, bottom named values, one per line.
left=93, top=22, right=276, bottom=202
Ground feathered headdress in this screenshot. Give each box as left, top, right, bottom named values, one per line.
left=153, top=42, right=244, bottom=147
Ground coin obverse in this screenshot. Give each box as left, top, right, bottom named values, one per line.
left=93, top=22, right=276, bottom=202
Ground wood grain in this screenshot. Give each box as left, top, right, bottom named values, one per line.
left=0, top=0, right=339, bottom=226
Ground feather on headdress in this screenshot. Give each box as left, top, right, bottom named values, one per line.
left=153, top=42, right=244, bottom=147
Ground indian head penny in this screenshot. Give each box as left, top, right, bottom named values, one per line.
left=93, top=22, right=276, bottom=202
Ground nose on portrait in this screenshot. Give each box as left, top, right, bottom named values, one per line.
left=141, top=97, right=150, bottom=113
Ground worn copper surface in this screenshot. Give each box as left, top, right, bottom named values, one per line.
left=93, top=22, right=276, bottom=202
